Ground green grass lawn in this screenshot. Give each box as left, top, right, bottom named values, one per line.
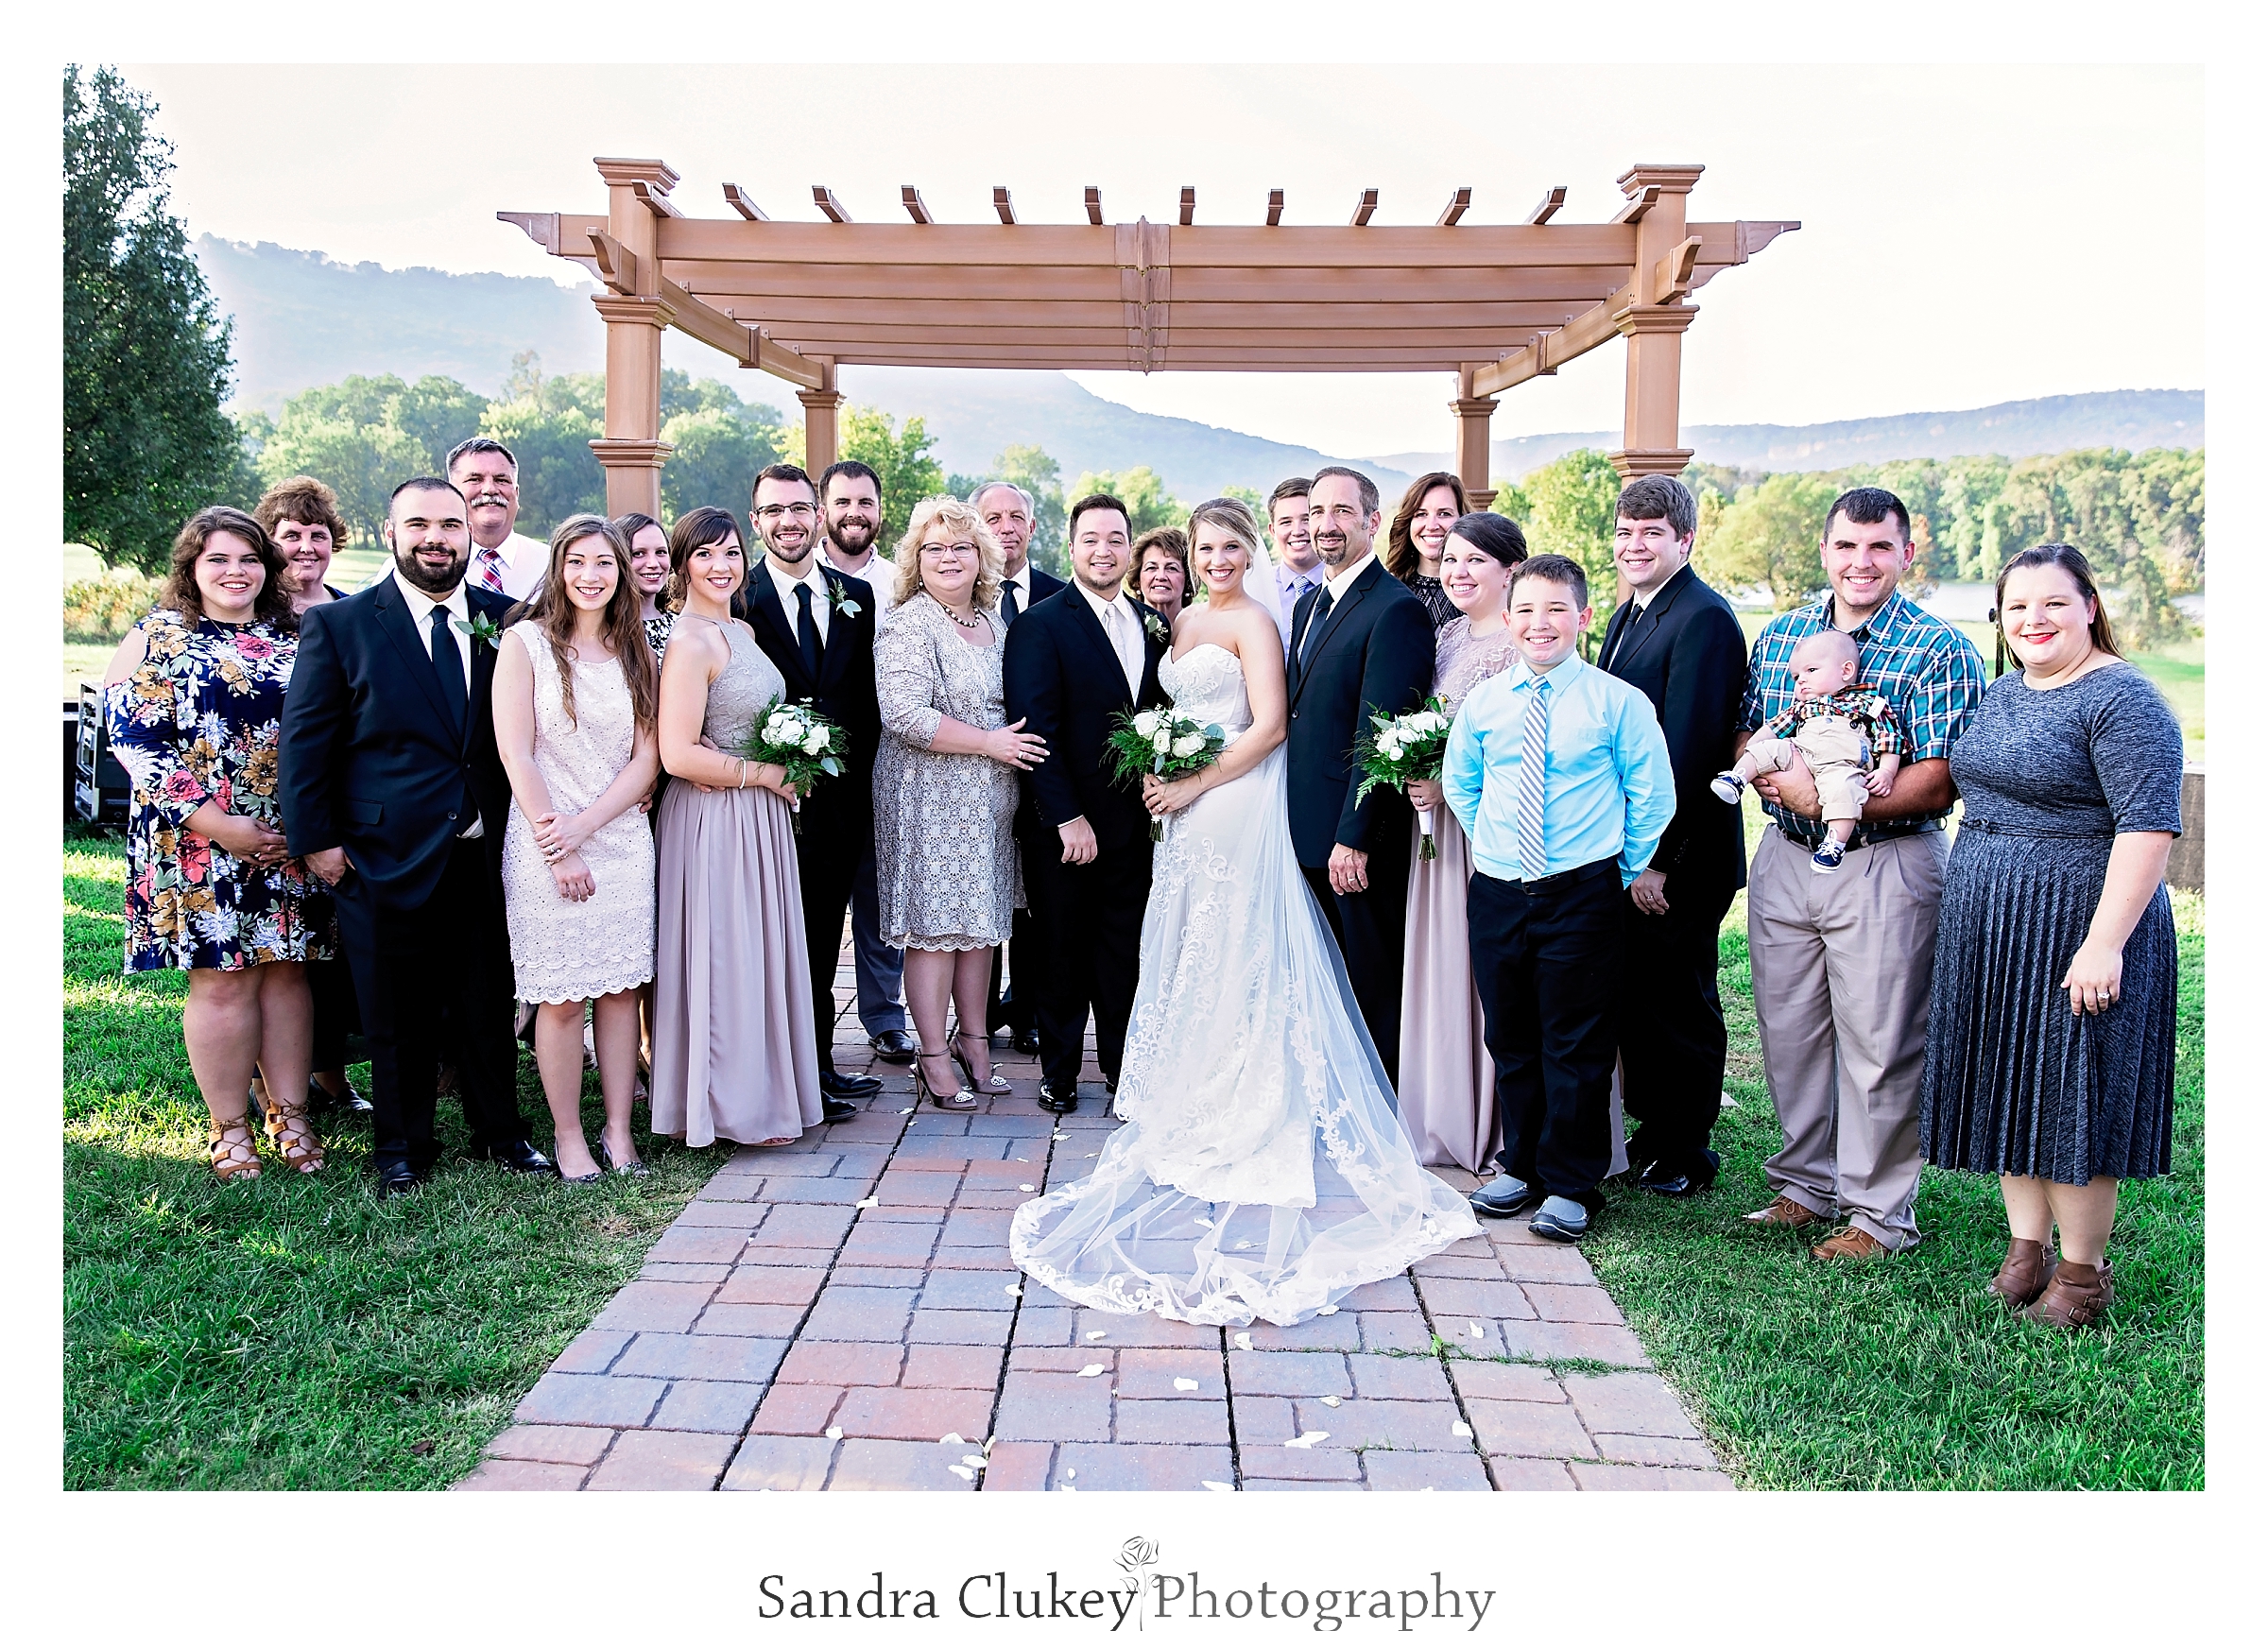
left=1585, top=892, right=2205, bottom=1489
left=62, top=833, right=727, bottom=1490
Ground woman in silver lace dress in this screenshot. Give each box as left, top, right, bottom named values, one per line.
left=650, top=507, right=824, bottom=1148
left=872, top=497, right=1047, bottom=1109
left=495, top=516, right=660, bottom=1180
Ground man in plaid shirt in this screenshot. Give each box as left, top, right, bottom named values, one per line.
left=1734, top=488, right=1986, bottom=1261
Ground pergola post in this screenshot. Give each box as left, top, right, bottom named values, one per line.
left=798, top=358, right=842, bottom=476
left=1452, top=364, right=1499, bottom=511
left=1607, top=164, right=1703, bottom=487
left=588, top=158, right=679, bottom=517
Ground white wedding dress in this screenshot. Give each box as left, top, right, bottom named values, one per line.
left=1008, top=644, right=1482, bottom=1326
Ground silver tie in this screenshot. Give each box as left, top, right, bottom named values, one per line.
left=1514, top=675, right=1551, bottom=881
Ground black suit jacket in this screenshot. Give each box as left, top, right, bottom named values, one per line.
left=1283, top=557, right=1435, bottom=867
left=1002, top=584, right=1169, bottom=854
left=1599, top=563, right=1749, bottom=893
left=280, top=576, right=516, bottom=913
left=732, top=561, right=882, bottom=818
left=1005, top=565, right=1066, bottom=623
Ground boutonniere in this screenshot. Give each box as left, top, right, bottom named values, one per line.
left=1142, top=609, right=1169, bottom=645
left=825, top=576, right=861, bottom=620
left=453, top=612, right=505, bottom=649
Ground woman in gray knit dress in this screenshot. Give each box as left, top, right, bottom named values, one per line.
left=1921, top=544, right=2183, bottom=1329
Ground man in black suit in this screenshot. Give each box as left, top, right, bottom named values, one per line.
left=1283, top=466, right=1435, bottom=1088
left=1003, top=492, right=1167, bottom=1114
left=1597, top=474, right=1750, bottom=1196
left=280, top=477, right=553, bottom=1193
left=733, top=461, right=881, bottom=1120
left=976, top=478, right=1067, bottom=1056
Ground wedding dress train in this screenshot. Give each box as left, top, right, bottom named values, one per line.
left=1008, top=643, right=1481, bottom=1326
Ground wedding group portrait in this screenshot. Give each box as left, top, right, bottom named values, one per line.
left=60, top=52, right=2207, bottom=1502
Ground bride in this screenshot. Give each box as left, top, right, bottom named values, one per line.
left=1008, top=498, right=1480, bottom=1327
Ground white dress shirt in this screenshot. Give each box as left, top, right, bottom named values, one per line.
left=1292, top=552, right=1378, bottom=668
left=388, top=568, right=483, bottom=837
left=1261, top=557, right=1328, bottom=653
left=1076, top=579, right=1144, bottom=699
left=998, top=562, right=1037, bottom=621
left=834, top=549, right=897, bottom=626
left=766, top=553, right=830, bottom=644
left=470, top=530, right=546, bottom=602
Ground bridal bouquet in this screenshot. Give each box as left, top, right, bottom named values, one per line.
left=744, top=699, right=848, bottom=833
left=1107, top=705, right=1228, bottom=841
left=1353, top=697, right=1454, bottom=859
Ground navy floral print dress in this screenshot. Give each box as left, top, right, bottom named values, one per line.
left=107, top=609, right=335, bottom=972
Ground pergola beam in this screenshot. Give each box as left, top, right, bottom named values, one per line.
left=813, top=186, right=851, bottom=223
left=1350, top=188, right=1379, bottom=226
left=1436, top=187, right=1471, bottom=227
left=901, top=185, right=933, bottom=225
left=723, top=183, right=768, bottom=222
left=1265, top=188, right=1284, bottom=226
left=992, top=186, right=1016, bottom=225
left=1526, top=186, right=1567, bottom=225
left=1085, top=186, right=1104, bottom=227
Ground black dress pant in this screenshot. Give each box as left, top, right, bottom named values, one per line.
left=1468, top=862, right=1624, bottom=1210
left=988, top=907, right=1033, bottom=1033
left=333, top=837, right=524, bottom=1170
left=1300, top=817, right=1415, bottom=1088
left=1617, top=876, right=1737, bottom=1173
left=306, top=952, right=361, bottom=1074
left=793, top=786, right=863, bottom=1075
left=1022, top=834, right=1150, bottom=1088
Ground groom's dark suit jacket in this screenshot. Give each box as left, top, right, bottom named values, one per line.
left=1282, top=556, right=1434, bottom=868
left=280, top=576, right=516, bottom=914
left=1003, top=586, right=1170, bottom=851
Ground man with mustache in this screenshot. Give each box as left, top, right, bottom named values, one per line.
left=732, top=463, right=884, bottom=1119
left=815, top=459, right=918, bottom=1065
left=281, top=477, right=554, bottom=1193
left=447, top=437, right=546, bottom=602
left=1282, top=466, right=1434, bottom=1087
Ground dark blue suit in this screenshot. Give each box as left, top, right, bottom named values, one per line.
left=280, top=574, right=527, bottom=1170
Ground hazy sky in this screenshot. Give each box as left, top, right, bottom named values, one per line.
left=125, top=61, right=2203, bottom=459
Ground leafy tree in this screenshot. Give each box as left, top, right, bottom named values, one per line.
left=1519, top=449, right=1621, bottom=593
left=1692, top=470, right=1840, bottom=610
left=1071, top=466, right=1184, bottom=537
left=396, top=375, right=490, bottom=473
left=1490, top=482, right=1535, bottom=528
left=64, top=64, right=241, bottom=572
left=784, top=405, right=945, bottom=547
left=479, top=362, right=606, bottom=535
left=253, top=373, right=489, bottom=543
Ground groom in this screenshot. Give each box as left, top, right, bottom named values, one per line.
left=280, top=476, right=550, bottom=1193
left=1003, top=492, right=1169, bottom=1115
left=1284, top=466, right=1434, bottom=1088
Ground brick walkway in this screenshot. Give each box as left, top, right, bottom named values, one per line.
left=458, top=945, right=1728, bottom=1493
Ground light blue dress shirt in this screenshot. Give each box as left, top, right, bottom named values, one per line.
left=1443, top=653, right=1675, bottom=888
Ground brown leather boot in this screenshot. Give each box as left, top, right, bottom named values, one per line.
left=2028, top=1259, right=2113, bottom=1328
left=1743, top=1195, right=1831, bottom=1228
left=1989, top=1238, right=2058, bottom=1310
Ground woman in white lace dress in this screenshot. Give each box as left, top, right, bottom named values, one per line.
left=1009, top=499, right=1479, bottom=1327
left=495, top=516, right=661, bottom=1181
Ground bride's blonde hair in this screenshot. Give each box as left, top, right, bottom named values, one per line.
left=1186, top=498, right=1262, bottom=599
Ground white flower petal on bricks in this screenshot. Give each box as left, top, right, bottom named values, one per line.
left=824, top=1426, right=843, bottom=1440
left=1469, top=1323, right=1486, bottom=1339
left=1451, top=1421, right=1474, bottom=1438
left=1019, top=1184, right=1036, bottom=1192
left=949, top=1464, right=974, bottom=1481
left=1318, top=1305, right=1338, bottom=1315
left=1077, top=1364, right=1107, bottom=1377
left=1004, top=1281, right=1022, bottom=1297
left=1201, top=1480, right=1235, bottom=1492
left=1283, top=1430, right=1330, bottom=1449
left=1319, top=1395, right=1342, bottom=1407
left=962, top=1455, right=988, bottom=1468
left=855, top=1196, right=877, bottom=1209
left=941, top=1433, right=965, bottom=1444
left=1174, top=1378, right=1199, bottom=1391
left=1233, top=1332, right=1253, bottom=1350
left=1087, top=1331, right=1107, bottom=1340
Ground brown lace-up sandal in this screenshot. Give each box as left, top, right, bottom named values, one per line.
left=209, top=1112, right=262, bottom=1181
left=262, top=1095, right=328, bottom=1175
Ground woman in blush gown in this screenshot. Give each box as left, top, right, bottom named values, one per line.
left=1009, top=498, right=1479, bottom=1328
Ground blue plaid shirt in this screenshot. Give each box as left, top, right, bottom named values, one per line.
left=1740, top=591, right=1985, bottom=845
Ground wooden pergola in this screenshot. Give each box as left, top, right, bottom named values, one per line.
left=502, top=159, right=1796, bottom=519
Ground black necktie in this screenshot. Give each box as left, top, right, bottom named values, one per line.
left=794, top=581, right=824, bottom=678
left=1605, top=602, right=1640, bottom=672
left=1001, top=579, right=1022, bottom=626
left=1295, top=588, right=1332, bottom=678
left=429, top=604, right=467, bottom=740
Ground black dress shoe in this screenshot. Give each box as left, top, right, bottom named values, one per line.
left=376, top=1158, right=424, bottom=1197
left=477, top=1138, right=559, bottom=1176
left=1011, top=1027, right=1041, bottom=1056
left=870, top=1028, right=919, bottom=1065
left=1636, top=1150, right=1721, bottom=1198
left=1037, top=1079, right=1079, bottom=1114
left=823, top=1068, right=882, bottom=1099
left=819, top=1091, right=862, bottom=1124
left=318, top=1082, right=375, bottom=1115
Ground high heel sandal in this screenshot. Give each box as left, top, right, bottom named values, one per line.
left=915, top=1051, right=979, bottom=1110
left=262, top=1096, right=328, bottom=1175
left=596, top=1130, right=649, bottom=1176
left=209, top=1112, right=262, bottom=1181
left=949, top=1035, right=1012, bottom=1095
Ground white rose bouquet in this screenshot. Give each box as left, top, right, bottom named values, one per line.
left=744, top=698, right=849, bottom=833
left=1353, top=696, right=1455, bottom=859
left=1106, top=704, right=1228, bottom=841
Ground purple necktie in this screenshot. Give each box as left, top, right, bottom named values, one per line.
left=477, top=548, right=504, bottom=593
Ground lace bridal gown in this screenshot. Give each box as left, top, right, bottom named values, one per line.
left=1008, top=644, right=1481, bottom=1326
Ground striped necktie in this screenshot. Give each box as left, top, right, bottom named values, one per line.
left=1514, top=674, right=1551, bottom=881
left=476, top=547, right=505, bottom=594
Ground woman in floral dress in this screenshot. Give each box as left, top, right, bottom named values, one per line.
left=106, top=507, right=333, bottom=1179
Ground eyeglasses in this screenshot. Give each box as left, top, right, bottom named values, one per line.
left=754, top=503, right=817, bottom=523
left=919, top=542, right=979, bottom=560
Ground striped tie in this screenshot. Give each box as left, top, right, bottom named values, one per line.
left=476, top=547, right=504, bottom=593
left=1514, top=674, right=1551, bottom=881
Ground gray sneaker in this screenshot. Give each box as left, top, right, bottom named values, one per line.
left=1529, top=1195, right=1592, bottom=1242
left=1469, top=1175, right=1535, bottom=1217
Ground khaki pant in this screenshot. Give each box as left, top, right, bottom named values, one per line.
left=1744, top=722, right=1871, bottom=825
left=1746, top=826, right=1946, bottom=1249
